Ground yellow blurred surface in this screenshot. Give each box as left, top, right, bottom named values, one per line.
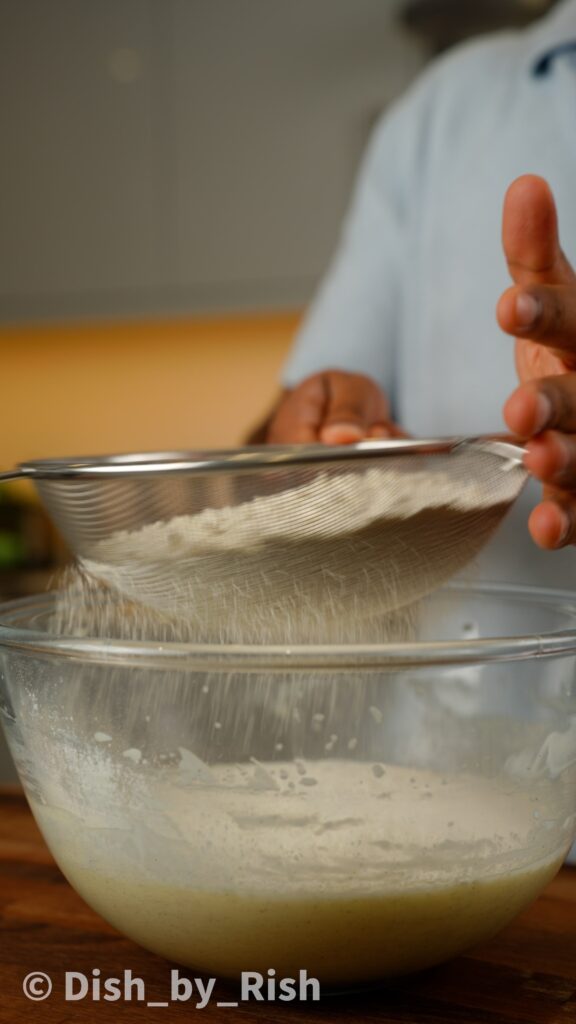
left=0, top=313, right=299, bottom=468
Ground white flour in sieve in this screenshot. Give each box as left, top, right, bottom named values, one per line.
left=86, top=464, right=517, bottom=556
left=60, top=462, right=521, bottom=644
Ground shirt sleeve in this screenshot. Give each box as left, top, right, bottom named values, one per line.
left=281, top=67, right=436, bottom=401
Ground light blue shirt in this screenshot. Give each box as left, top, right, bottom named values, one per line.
left=283, top=0, right=576, bottom=591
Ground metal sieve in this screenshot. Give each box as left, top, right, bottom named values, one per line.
left=0, top=438, right=527, bottom=642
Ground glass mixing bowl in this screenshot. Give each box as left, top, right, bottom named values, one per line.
left=1, top=582, right=576, bottom=987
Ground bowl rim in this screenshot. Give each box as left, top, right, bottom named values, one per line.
left=0, top=582, right=575, bottom=670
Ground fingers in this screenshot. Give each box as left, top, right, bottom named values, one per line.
left=504, top=372, right=576, bottom=490
left=502, top=175, right=574, bottom=288
left=267, top=370, right=397, bottom=445
left=503, top=375, right=576, bottom=547
left=497, top=283, right=576, bottom=363
left=523, top=432, right=576, bottom=484
left=528, top=492, right=574, bottom=549
left=504, top=374, right=576, bottom=437
left=503, top=370, right=576, bottom=546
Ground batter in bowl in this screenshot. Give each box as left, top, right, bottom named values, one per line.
left=31, top=759, right=570, bottom=984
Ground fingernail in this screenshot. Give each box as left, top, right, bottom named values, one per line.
left=516, top=292, right=542, bottom=329
left=370, top=426, right=393, bottom=439
left=533, top=392, right=553, bottom=433
left=320, top=423, right=365, bottom=445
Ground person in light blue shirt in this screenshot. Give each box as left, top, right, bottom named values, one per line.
left=255, top=0, right=576, bottom=591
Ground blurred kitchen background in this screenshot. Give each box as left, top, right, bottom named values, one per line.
left=0, top=0, right=557, bottom=780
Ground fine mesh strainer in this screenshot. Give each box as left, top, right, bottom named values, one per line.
left=0, top=438, right=527, bottom=642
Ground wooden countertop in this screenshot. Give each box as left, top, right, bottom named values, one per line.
left=2, top=787, right=576, bottom=1023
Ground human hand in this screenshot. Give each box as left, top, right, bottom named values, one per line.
left=497, top=175, right=576, bottom=549
left=265, top=370, right=403, bottom=445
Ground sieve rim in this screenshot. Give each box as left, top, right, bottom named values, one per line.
left=14, top=438, right=525, bottom=479
left=0, top=583, right=574, bottom=670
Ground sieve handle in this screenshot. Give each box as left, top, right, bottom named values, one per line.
left=0, top=469, right=27, bottom=483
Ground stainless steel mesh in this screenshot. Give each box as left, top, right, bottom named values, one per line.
left=6, top=439, right=527, bottom=643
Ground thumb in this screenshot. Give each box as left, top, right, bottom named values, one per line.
left=319, top=372, right=390, bottom=444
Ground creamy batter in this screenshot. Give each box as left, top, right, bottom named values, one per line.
left=31, top=759, right=570, bottom=984
left=54, top=857, right=560, bottom=984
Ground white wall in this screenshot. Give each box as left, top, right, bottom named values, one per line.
left=0, top=0, right=426, bottom=322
